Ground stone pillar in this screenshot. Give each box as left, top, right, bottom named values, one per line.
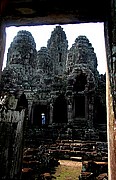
left=106, top=64, right=116, bottom=180
left=0, top=22, right=6, bottom=80
left=67, top=97, right=73, bottom=123
left=28, top=100, right=33, bottom=124
left=85, top=95, right=88, bottom=121
left=88, top=95, right=94, bottom=129
left=104, top=14, right=116, bottom=179
left=112, top=45, right=116, bottom=110
left=72, top=96, right=75, bottom=118
left=49, top=103, right=53, bottom=124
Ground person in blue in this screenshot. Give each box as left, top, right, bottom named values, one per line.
left=41, top=113, right=46, bottom=125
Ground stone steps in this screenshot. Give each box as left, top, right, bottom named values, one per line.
left=72, top=119, right=88, bottom=128
left=45, top=139, right=108, bottom=162
left=23, top=126, right=108, bottom=179
left=24, top=126, right=102, bottom=147
left=22, top=128, right=108, bottom=179
left=23, top=126, right=108, bottom=163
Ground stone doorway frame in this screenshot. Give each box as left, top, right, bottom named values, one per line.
left=0, top=16, right=115, bottom=180
left=31, top=103, right=50, bottom=126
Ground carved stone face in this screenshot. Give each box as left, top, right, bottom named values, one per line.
left=10, top=51, right=21, bottom=64
left=7, top=30, right=37, bottom=68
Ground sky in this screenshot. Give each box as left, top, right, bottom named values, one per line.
left=3, top=22, right=107, bottom=74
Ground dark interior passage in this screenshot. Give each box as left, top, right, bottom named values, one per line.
left=32, top=104, right=49, bottom=126
left=75, top=95, right=85, bottom=118
left=16, top=92, right=28, bottom=110
left=53, top=94, right=67, bottom=123
left=73, top=73, right=87, bottom=92
left=95, top=99, right=107, bottom=124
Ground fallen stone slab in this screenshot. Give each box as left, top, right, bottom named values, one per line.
left=40, top=172, right=52, bottom=180
left=96, top=173, right=108, bottom=179
left=70, top=156, right=82, bottom=161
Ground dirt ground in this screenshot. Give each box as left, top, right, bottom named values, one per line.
left=51, top=160, right=82, bottom=180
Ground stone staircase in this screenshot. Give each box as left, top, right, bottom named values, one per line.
left=23, top=126, right=107, bottom=159
left=68, top=118, right=100, bottom=141
left=22, top=126, right=108, bottom=179
left=47, top=139, right=108, bottom=162
left=72, top=118, right=88, bottom=129
left=23, top=127, right=108, bottom=162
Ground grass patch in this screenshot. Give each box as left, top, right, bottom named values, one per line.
left=51, top=160, right=82, bottom=180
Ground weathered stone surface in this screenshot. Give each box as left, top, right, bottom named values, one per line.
left=0, top=109, right=25, bottom=179
left=0, top=25, right=106, bottom=141
left=67, top=35, right=97, bottom=74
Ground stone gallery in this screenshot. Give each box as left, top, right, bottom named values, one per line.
left=0, top=25, right=106, bottom=139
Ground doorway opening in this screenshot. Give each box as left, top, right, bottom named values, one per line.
left=73, top=73, right=87, bottom=92
left=74, top=95, right=85, bottom=118
left=53, top=94, right=68, bottom=123
left=32, top=104, right=49, bottom=126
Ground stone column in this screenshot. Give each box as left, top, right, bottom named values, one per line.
left=67, top=97, right=73, bottom=123
left=85, top=95, right=88, bottom=121
left=87, top=95, right=94, bottom=129
left=49, top=103, right=53, bottom=124
left=106, top=64, right=116, bottom=180
left=104, top=13, right=116, bottom=179
left=28, top=100, right=33, bottom=124
left=0, top=22, right=6, bottom=80
left=72, top=96, right=75, bottom=119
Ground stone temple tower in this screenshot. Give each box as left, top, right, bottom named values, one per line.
left=66, top=35, right=98, bottom=129
left=66, top=35, right=98, bottom=74
left=7, top=30, right=37, bottom=68
left=36, top=47, right=53, bottom=75
left=1, top=30, right=37, bottom=91
left=47, top=25, right=68, bottom=76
